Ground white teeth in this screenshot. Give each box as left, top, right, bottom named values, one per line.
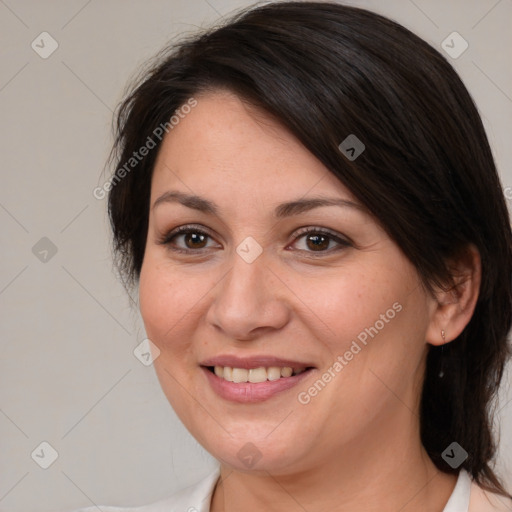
left=267, top=367, right=282, bottom=381
left=248, top=367, right=267, bottom=383
left=280, top=367, right=293, bottom=378
left=212, top=365, right=307, bottom=383
left=232, top=368, right=248, bottom=383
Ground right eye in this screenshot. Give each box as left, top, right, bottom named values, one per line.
left=157, top=224, right=221, bottom=254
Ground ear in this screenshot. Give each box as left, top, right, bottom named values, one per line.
left=425, top=244, right=481, bottom=346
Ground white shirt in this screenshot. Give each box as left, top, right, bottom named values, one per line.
left=72, top=466, right=511, bottom=512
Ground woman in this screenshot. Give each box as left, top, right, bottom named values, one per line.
left=77, top=1, right=512, bottom=511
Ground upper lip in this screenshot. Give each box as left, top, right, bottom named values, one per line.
left=200, top=355, right=315, bottom=369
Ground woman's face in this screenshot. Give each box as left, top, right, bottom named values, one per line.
left=139, top=90, right=436, bottom=475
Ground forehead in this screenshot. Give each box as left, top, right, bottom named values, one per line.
left=150, top=91, right=356, bottom=208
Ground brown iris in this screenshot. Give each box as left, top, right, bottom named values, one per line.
left=184, top=232, right=208, bottom=249
left=306, top=233, right=330, bottom=251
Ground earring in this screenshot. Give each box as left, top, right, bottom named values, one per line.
left=439, top=329, right=446, bottom=378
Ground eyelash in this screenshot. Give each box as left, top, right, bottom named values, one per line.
left=157, top=224, right=351, bottom=257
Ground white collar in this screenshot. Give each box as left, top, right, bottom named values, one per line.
left=442, top=470, right=471, bottom=512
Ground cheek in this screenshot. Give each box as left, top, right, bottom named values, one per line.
left=328, top=266, right=429, bottom=407
left=138, top=255, right=220, bottom=358
left=138, top=258, right=193, bottom=350
left=138, top=258, right=203, bottom=420
left=298, top=267, right=427, bottom=427
left=289, top=265, right=400, bottom=353
left=302, top=258, right=427, bottom=385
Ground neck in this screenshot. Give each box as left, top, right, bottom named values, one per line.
left=210, top=414, right=457, bottom=512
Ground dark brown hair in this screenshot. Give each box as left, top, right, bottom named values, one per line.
left=106, top=1, right=512, bottom=498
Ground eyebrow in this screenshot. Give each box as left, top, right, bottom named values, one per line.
left=152, top=190, right=366, bottom=218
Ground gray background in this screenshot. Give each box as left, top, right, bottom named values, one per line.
left=1, top=0, right=511, bottom=511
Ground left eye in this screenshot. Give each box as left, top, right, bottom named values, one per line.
left=290, top=228, right=350, bottom=254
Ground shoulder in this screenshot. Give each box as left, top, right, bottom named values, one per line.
left=68, top=467, right=221, bottom=512
left=469, top=478, right=512, bottom=512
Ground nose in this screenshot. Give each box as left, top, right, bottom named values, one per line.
left=205, top=249, right=291, bottom=341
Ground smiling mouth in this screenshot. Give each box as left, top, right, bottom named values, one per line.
left=204, top=365, right=315, bottom=383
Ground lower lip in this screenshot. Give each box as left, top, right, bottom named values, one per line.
left=201, top=366, right=314, bottom=403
